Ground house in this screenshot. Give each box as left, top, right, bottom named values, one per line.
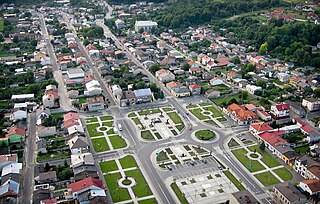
left=10, top=109, right=27, bottom=121
left=5, top=126, right=25, bottom=145
left=120, top=91, right=137, bottom=107
left=1, top=163, right=22, bottom=177
left=210, top=78, right=223, bottom=86
left=84, top=80, right=102, bottom=96
left=245, top=85, right=262, bottom=95
left=299, top=179, right=320, bottom=196
left=166, top=81, right=190, bottom=97
left=86, top=97, right=105, bottom=111
left=155, top=69, right=175, bottom=83
left=70, top=153, right=98, bottom=181
left=67, top=136, right=89, bottom=155
left=0, top=154, right=18, bottom=170
left=302, top=98, right=320, bottom=112
left=294, top=155, right=320, bottom=178
left=36, top=108, right=51, bottom=125
left=226, top=71, right=242, bottom=80
left=272, top=182, right=307, bottom=204
left=71, top=153, right=95, bottom=169
left=37, top=126, right=56, bottom=138
left=256, top=109, right=272, bottom=121
left=270, top=103, right=290, bottom=118
left=35, top=171, right=57, bottom=184
left=189, top=84, right=201, bottom=95
left=63, top=111, right=84, bottom=136
left=66, top=177, right=106, bottom=202
left=134, top=20, right=157, bottom=32
left=42, top=91, right=59, bottom=108
left=306, top=164, right=320, bottom=180
left=205, top=90, right=221, bottom=99
left=277, top=72, right=290, bottom=82
left=67, top=68, right=85, bottom=83
left=37, top=139, right=47, bottom=154
left=0, top=176, right=20, bottom=198
left=134, top=88, right=153, bottom=104
left=229, top=190, right=259, bottom=204
left=282, top=151, right=299, bottom=168
left=68, top=90, right=79, bottom=99
left=115, top=19, right=125, bottom=29
left=224, top=103, right=258, bottom=125
left=189, top=67, right=201, bottom=75
left=249, top=122, right=273, bottom=137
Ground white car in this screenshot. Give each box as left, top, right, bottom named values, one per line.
left=118, top=123, right=122, bottom=131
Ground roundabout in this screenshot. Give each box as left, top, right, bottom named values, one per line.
left=191, top=129, right=218, bottom=143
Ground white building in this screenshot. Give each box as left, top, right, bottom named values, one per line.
left=246, top=84, right=262, bottom=95
left=299, top=179, right=320, bottom=196
left=84, top=80, right=102, bottom=96
left=155, top=69, right=175, bottom=83
left=270, top=103, right=290, bottom=118
left=115, top=19, right=125, bottom=29
left=209, top=78, right=223, bottom=86
left=67, top=68, right=85, bottom=83
left=277, top=72, right=290, bottom=82
left=67, top=136, right=89, bottom=155
left=135, top=20, right=158, bottom=33
left=10, top=109, right=27, bottom=121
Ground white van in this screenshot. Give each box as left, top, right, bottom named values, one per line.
left=118, top=123, right=122, bottom=131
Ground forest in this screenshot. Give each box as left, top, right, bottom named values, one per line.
left=148, top=0, right=288, bottom=29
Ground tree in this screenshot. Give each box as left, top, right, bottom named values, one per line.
left=256, top=80, right=266, bottom=89
left=182, top=63, right=190, bottom=71
left=314, top=88, right=320, bottom=98
left=149, top=63, right=160, bottom=74
left=232, top=56, right=240, bottom=64
left=258, top=42, right=268, bottom=55
left=13, top=36, right=19, bottom=44
left=259, top=141, right=266, bottom=151
left=45, top=163, right=50, bottom=172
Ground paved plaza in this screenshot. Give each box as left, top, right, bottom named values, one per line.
left=176, top=171, right=238, bottom=204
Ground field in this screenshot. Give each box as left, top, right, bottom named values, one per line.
left=254, top=171, right=280, bottom=186
left=91, top=138, right=110, bottom=152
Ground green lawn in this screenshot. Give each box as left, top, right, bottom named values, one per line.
left=195, top=130, right=216, bottom=140
left=231, top=148, right=265, bottom=172
left=228, top=138, right=240, bottom=148
left=100, top=115, right=113, bottom=121
left=176, top=124, right=185, bottom=132
left=248, top=145, right=281, bottom=168
left=0, top=19, right=4, bottom=32
left=211, top=92, right=253, bottom=107
left=78, top=97, right=87, bottom=104
left=217, top=117, right=227, bottom=122
left=163, top=107, right=173, bottom=112
left=86, top=117, right=98, bottom=123
left=91, top=138, right=110, bottom=152
left=167, top=112, right=183, bottom=124
left=199, top=103, right=212, bottom=107
left=107, top=128, right=115, bottom=135
left=138, top=198, right=158, bottom=204
left=171, top=182, right=188, bottom=204
left=52, top=112, right=65, bottom=119
left=190, top=108, right=210, bottom=120
left=186, top=104, right=197, bottom=109
left=0, top=101, right=9, bottom=107
left=131, top=117, right=143, bottom=126
left=104, top=173, right=131, bottom=202
left=128, top=112, right=137, bottom=117
left=109, top=135, right=127, bottom=149
left=224, top=170, right=245, bottom=191
left=37, top=151, right=70, bottom=162
left=203, top=106, right=223, bottom=117
left=125, top=169, right=153, bottom=198
left=273, top=168, right=293, bottom=181
left=99, top=160, right=118, bottom=173
left=102, top=121, right=113, bottom=127
left=119, top=155, right=138, bottom=169
left=138, top=109, right=161, bottom=115
left=254, top=171, right=280, bottom=186
left=86, top=123, right=103, bottom=137
left=141, top=130, right=155, bottom=140
left=156, top=150, right=169, bottom=162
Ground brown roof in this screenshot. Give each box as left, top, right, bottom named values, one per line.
left=301, top=179, right=320, bottom=193
left=87, top=97, right=104, bottom=104
left=39, top=171, right=57, bottom=181
left=0, top=154, right=17, bottom=163
left=274, top=182, right=306, bottom=203
left=307, top=164, right=320, bottom=179
left=227, top=103, right=258, bottom=121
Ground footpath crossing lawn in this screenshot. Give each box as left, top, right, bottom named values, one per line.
left=109, top=135, right=127, bottom=149
left=190, top=108, right=210, bottom=120
left=273, top=167, right=293, bottom=181
left=100, top=160, right=118, bottom=172
left=254, top=171, right=280, bottom=186
left=119, top=155, right=138, bottom=169
left=203, top=106, right=223, bottom=117
left=87, top=123, right=103, bottom=137
left=231, top=148, right=265, bottom=172
left=104, top=173, right=131, bottom=202
left=91, top=137, right=110, bottom=152
left=125, top=169, right=153, bottom=198
left=248, top=145, right=281, bottom=168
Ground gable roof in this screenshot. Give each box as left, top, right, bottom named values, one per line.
left=67, top=177, right=104, bottom=193
left=274, top=103, right=290, bottom=111
left=301, top=179, right=320, bottom=193
left=274, top=182, right=305, bottom=203
left=307, top=164, right=320, bottom=179
left=63, top=111, right=80, bottom=122
left=68, top=136, right=89, bottom=149
left=226, top=103, right=258, bottom=121
left=6, top=126, right=25, bottom=137
left=259, top=131, right=287, bottom=147
left=250, top=122, right=273, bottom=132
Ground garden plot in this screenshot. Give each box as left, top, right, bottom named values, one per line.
left=86, top=115, right=127, bottom=152
left=129, top=107, right=185, bottom=141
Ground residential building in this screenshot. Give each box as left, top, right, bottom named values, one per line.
left=210, top=78, right=223, bottom=86
left=115, top=19, right=125, bottom=29
left=256, top=109, right=272, bottom=121
left=86, top=97, right=105, bottom=111
left=37, top=126, right=56, bottom=138
left=277, top=72, right=290, bottom=82
left=272, top=183, right=307, bottom=204
left=205, top=90, right=221, bottom=99
left=0, top=154, right=17, bottom=170
left=249, top=122, right=273, bottom=137
left=120, top=91, right=137, bottom=107
left=37, top=139, right=47, bottom=154
left=282, top=151, right=299, bottom=168
left=67, top=68, right=85, bottom=83
left=42, top=91, right=59, bottom=108
left=155, top=69, right=175, bottom=83
left=224, top=103, right=258, bottom=125
left=270, top=103, right=290, bottom=118
left=135, top=20, right=158, bottom=32
left=246, top=84, right=262, bottom=95
left=229, top=190, right=259, bottom=204
left=36, top=108, right=51, bottom=125
left=68, top=136, right=89, bottom=155
left=5, top=126, right=25, bottom=145
left=306, top=164, right=320, bottom=180
left=10, top=109, right=27, bottom=121
left=294, top=154, right=320, bottom=178
left=134, top=88, right=153, bottom=103
left=66, top=177, right=106, bottom=202
left=258, top=131, right=287, bottom=157
left=299, top=179, right=320, bottom=195
left=189, top=84, right=201, bottom=95
left=166, top=81, right=190, bottom=97
left=35, top=171, right=57, bottom=184
left=84, top=80, right=102, bottom=96
left=302, top=98, right=320, bottom=112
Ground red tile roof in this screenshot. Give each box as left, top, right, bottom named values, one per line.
left=259, top=131, right=287, bottom=147
left=67, top=177, right=104, bottom=193
left=274, top=103, right=290, bottom=111
left=301, top=179, right=320, bottom=193
left=6, top=126, right=25, bottom=137
left=226, top=103, right=258, bottom=121
left=63, top=112, right=80, bottom=122
left=301, top=125, right=313, bottom=133
left=40, top=198, right=57, bottom=204
left=250, top=122, right=273, bottom=132
left=189, top=84, right=201, bottom=89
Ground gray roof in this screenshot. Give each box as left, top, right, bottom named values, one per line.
left=274, top=182, right=306, bottom=203
left=134, top=88, right=152, bottom=98
left=231, top=190, right=259, bottom=204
